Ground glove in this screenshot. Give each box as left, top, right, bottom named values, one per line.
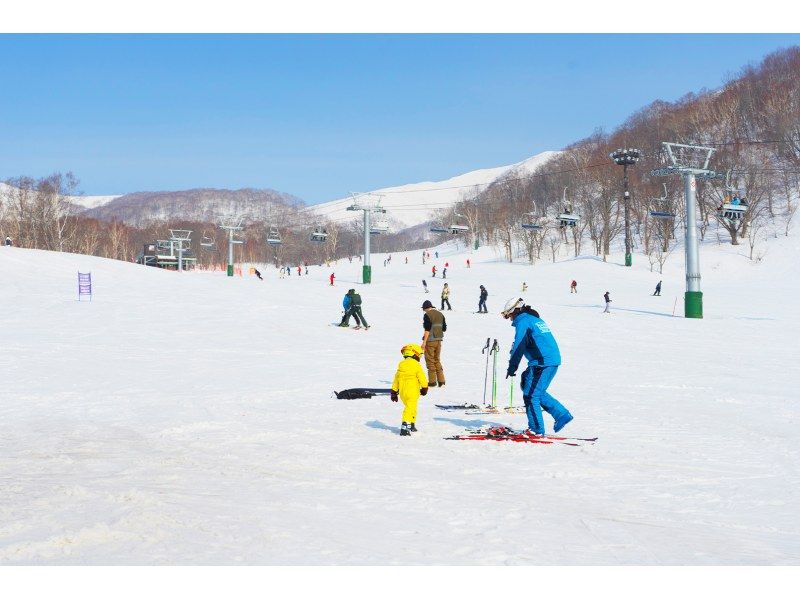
left=391, top=390, right=399, bottom=402
left=420, top=387, right=428, bottom=396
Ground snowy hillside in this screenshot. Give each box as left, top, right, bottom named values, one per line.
left=0, top=182, right=119, bottom=211
left=309, top=151, right=559, bottom=229
left=1, top=231, right=799, bottom=565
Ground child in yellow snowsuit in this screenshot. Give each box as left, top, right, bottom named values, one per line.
left=391, top=344, right=429, bottom=436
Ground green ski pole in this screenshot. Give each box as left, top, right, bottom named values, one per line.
left=490, top=339, right=499, bottom=408
left=509, top=379, right=513, bottom=410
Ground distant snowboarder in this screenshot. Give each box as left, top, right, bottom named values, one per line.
left=522, top=282, right=528, bottom=292
left=329, top=272, right=335, bottom=286
left=391, top=344, right=429, bottom=436
left=442, top=267, right=447, bottom=279
left=4, top=236, right=11, bottom=247
left=603, top=291, right=612, bottom=313
left=431, top=265, right=437, bottom=278
left=570, top=280, right=577, bottom=293
left=422, top=279, right=429, bottom=293
left=501, top=297, right=572, bottom=436
left=466, top=258, right=471, bottom=268
left=254, top=268, right=263, bottom=280
left=478, top=285, right=488, bottom=313
left=653, top=281, right=662, bottom=296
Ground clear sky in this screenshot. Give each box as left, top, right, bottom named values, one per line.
left=1, top=34, right=798, bottom=203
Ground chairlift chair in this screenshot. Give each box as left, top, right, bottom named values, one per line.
left=556, top=187, right=579, bottom=227
left=649, top=183, right=676, bottom=221
left=718, top=170, right=749, bottom=220
left=266, top=227, right=282, bottom=246
left=370, top=218, right=389, bottom=235
left=429, top=226, right=448, bottom=234
left=448, top=214, right=470, bottom=234
left=310, top=226, right=328, bottom=242
left=521, top=210, right=544, bottom=230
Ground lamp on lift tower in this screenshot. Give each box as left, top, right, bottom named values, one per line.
left=610, top=147, right=641, bottom=267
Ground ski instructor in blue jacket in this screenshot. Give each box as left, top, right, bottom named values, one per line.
left=501, top=297, right=573, bottom=436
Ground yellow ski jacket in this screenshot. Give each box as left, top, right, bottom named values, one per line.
left=392, top=357, right=429, bottom=400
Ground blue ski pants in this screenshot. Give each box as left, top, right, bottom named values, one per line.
left=521, top=365, right=571, bottom=434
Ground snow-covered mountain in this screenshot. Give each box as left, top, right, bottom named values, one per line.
left=308, top=151, right=559, bottom=230
left=78, top=188, right=303, bottom=227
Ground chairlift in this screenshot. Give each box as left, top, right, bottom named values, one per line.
left=649, top=183, right=676, bottom=221
left=556, top=187, right=580, bottom=228
left=310, top=226, right=328, bottom=242
left=266, top=227, right=282, bottom=246
left=521, top=209, right=544, bottom=230
left=717, top=170, right=749, bottom=220
left=200, top=234, right=217, bottom=250
left=370, top=218, right=389, bottom=235
left=448, top=214, right=470, bottom=234
left=429, top=226, right=448, bottom=234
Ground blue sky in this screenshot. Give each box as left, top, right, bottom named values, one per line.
left=1, top=34, right=798, bottom=203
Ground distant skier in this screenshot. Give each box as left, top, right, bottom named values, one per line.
left=279, top=267, right=285, bottom=278
left=297, top=266, right=301, bottom=276
left=502, top=297, right=573, bottom=436
left=441, top=283, right=452, bottom=311
left=329, top=272, right=335, bottom=286
left=478, top=285, right=488, bottom=313
left=466, top=258, right=471, bottom=268
left=304, top=262, right=309, bottom=275
left=442, top=267, right=447, bottom=279
left=431, top=265, right=437, bottom=278
left=422, top=279, right=429, bottom=293
left=522, top=282, right=528, bottom=293
left=603, top=291, right=612, bottom=313
left=435, top=251, right=439, bottom=258
left=286, top=265, right=291, bottom=276
left=570, top=280, right=577, bottom=293
left=653, top=281, right=662, bottom=296
left=421, top=300, right=446, bottom=387
left=254, top=268, right=263, bottom=280
left=339, top=289, right=362, bottom=328
left=4, top=236, right=11, bottom=246
left=349, top=289, right=369, bottom=329
left=391, top=344, right=429, bottom=436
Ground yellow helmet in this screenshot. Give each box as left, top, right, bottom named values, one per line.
left=401, top=344, right=423, bottom=358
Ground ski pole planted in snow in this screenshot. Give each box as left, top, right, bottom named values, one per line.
left=490, top=339, right=499, bottom=408
left=481, top=337, right=491, bottom=405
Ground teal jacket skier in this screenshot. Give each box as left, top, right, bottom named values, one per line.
left=502, top=298, right=572, bottom=435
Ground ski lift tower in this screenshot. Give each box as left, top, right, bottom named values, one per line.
left=168, top=229, right=192, bottom=272
left=610, top=147, right=641, bottom=267
left=220, top=218, right=245, bottom=277
left=346, top=192, right=386, bottom=284
left=651, top=142, right=720, bottom=319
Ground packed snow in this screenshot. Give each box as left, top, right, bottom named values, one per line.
left=1, top=231, right=799, bottom=565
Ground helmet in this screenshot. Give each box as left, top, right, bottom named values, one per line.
left=501, top=297, right=525, bottom=318
left=401, top=344, right=424, bottom=358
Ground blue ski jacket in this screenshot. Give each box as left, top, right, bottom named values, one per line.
left=343, top=294, right=351, bottom=310
left=507, top=312, right=562, bottom=375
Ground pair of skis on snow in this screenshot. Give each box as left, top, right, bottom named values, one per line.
left=446, top=425, right=597, bottom=446
left=435, top=337, right=524, bottom=415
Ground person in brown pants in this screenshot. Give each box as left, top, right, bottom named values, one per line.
left=421, top=300, right=447, bottom=387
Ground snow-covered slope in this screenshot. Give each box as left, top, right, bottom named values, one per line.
left=1, top=232, right=798, bottom=565
left=310, top=151, right=559, bottom=229
left=0, top=182, right=119, bottom=211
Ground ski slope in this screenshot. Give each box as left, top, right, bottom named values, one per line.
left=309, top=151, right=559, bottom=229
left=1, top=233, right=799, bottom=565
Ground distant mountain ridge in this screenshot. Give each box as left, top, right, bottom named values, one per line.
left=309, top=151, right=559, bottom=229
left=78, top=187, right=303, bottom=227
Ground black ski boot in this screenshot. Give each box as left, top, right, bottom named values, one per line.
left=409, top=423, right=418, bottom=432
left=400, top=423, right=412, bottom=436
